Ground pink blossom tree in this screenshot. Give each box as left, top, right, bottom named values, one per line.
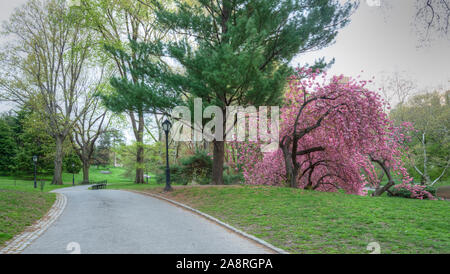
left=231, top=68, right=419, bottom=196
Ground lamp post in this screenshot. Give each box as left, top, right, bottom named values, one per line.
left=162, top=119, right=172, bottom=192
left=72, top=163, right=75, bottom=186
left=33, top=156, right=38, bottom=189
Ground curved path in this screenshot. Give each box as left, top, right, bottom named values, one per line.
left=22, top=185, right=272, bottom=254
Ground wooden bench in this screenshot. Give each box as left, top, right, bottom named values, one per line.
left=91, top=180, right=107, bottom=190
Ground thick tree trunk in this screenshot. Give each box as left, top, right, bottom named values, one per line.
left=52, top=136, right=64, bottom=185
left=135, top=139, right=145, bottom=184
left=280, top=138, right=298, bottom=188
left=135, top=112, right=145, bottom=184
left=372, top=181, right=395, bottom=197
left=82, top=160, right=90, bottom=183
left=212, top=140, right=224, bottom=185
left=371, top=158, right=396, bottom=197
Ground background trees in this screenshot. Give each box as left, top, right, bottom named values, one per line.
left=0, top=115, right=16, bottom=174
left=158, top=0, right=357, bottom=185
left=390, top=90, right=450, bottom=185
left=0, top=108, right=56, bottom=176
left=81, top=0, right=174, bottom=184
left=71, top=86, right=112, bottom=183
left=0, top=0, right=97, bottom=184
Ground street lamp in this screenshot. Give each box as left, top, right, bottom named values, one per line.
left=72, top=163, right=75, bottom=186
left=33, top=156, right=38, bottom=189
left=162, top=119, right=172, bottom=192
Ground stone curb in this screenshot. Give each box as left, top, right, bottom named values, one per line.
left=126, top=190, right=289, bottom=254
left=0, top=192, right=67, bottom=254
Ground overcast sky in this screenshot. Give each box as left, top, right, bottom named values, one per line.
left=292, top=0, right=450, bottom=91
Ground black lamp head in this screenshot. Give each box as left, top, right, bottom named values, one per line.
left=162, top=119, right=172, bottom=133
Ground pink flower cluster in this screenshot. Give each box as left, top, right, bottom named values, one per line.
left=393, top=183, right=435, bottom=200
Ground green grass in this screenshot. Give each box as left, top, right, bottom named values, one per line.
left=3, top=166, right=132, bottom=185
left=0, top=176, right=70, bottom=247
left=0, top=185, right=56, bottom=247
left=139, top=185, right=450, bottom=254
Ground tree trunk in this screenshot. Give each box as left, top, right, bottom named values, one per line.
left=280, top=138, right=297, bottom=188
left=135, top=112, right=145, bottom=184
left=135, top=138, right=145, bottom=184
left=52, top=136, right=64, bottom=185
left=82, top=159, right=90, bottom=183
left=420, top=132, right=431, bottom=185
left=212, top=140, right=224, bottom=185
left=372, top=181, right=395, bottom=197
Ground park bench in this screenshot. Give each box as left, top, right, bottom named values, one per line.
left=91, top=180, right=107, bottom=190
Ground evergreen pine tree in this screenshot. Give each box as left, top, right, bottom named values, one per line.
left=157, top=0, right=357, bottom=184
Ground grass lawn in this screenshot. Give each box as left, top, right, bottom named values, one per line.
left=135, top=185, right=450, bottom=254
left=3, top=166, right=132, bottom=186
left=0, top=180, right=56, bottom=247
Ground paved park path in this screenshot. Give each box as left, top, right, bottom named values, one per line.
left=22, top=185, right=272, bottom=254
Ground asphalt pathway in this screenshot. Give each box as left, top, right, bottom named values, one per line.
left=23, top=185, right=271, bottom=254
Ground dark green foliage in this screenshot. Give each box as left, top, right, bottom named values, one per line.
left=223, top=172, right=244, bottom=185
left=0, top=118, right=16, bottom=174
left=157, top=0, right=356, bottom=108
left=155, top=150, right=213, bottom=185
left=388, top=187, right=412, bottom=199
left=155, top=164, right=188, bottom=185
left=63, top=153, right=82, bottom=174
left=424, top=185, right=437, bottom=196
left=93, top=131, right=115, bottom=168
left=100, top=39, right=182, bottom=114
left=180, top=150, right=213, bottom=184
left=0, top=109, right=55, bottom=176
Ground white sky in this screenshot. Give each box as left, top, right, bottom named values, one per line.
left=0, top=0, right=449, bottom=142
left=292, top=0, right=450, bottom=90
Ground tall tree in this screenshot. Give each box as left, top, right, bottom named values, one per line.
left=157, top=0, right=357, bottom=184
left=0, top=0, right=96, bottom=184
left=80, top=0, right=175, bottom=184
left=71, top=84, right=112, bottom=183
left=378, top=71, right=417, bottom=110
left=416, top=0, right=450, bottom=37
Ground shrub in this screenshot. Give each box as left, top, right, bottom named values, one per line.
left=223, top=172, right=243, bottom=185
left=155, top=164, right=188, bottom=185
left=424, top=186, right=437, bottom=196
left=388, top=183, right=435, bottom=200
left=179, top=150, right=212, bottom=185
left=388, top=187, right=412, bottom=199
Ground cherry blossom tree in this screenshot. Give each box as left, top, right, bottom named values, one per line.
left=231, top=68, right=421, bottom=197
